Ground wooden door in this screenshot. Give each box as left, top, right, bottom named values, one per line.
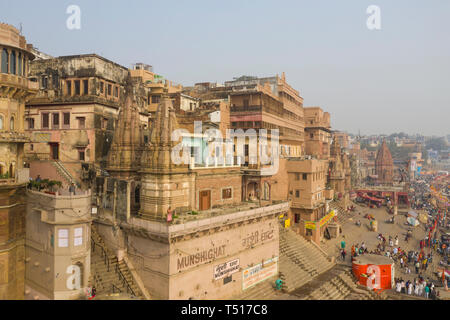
left=50, top=143, right=59, bottom=160
left=199, top=190, right=211, bottom=211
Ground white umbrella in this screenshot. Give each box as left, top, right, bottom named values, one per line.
left=407, top=217, right=419, bottom=227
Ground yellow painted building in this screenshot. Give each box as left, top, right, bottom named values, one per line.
left=0, top=23, right=37, bottom=299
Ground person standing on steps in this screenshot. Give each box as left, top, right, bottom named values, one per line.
left=340, top=236, right=346, bottom=251
left=167, top=206, right=173, bottom=224
left=341, top=249, right=346, bottom=261
left=424, top=284, right=430, bottom=299
left=69, top=183, right=76, bottom=195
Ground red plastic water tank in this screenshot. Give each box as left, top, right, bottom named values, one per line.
left=352, top=254, right=394, bottom=290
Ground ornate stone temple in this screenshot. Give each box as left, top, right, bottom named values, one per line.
left=375, top=140, right=394, bottom=185
left=328, top=137, right=352, bottom=208
left=328, top=139, right=345, bottom=195
left=138, top=97, right=194, bottom=220
left=0, top=23, right=37, bottom=299
left=106, top=78, right=145, bottom=180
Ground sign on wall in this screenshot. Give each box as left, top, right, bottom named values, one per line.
left=213, top=258, right=240, bottom=280
left=242, top=257, right=278, bottom=290
left=305, top=221, right=316, bottom=230
left=33, top=132, right=51, bottom=142
left=319, top=210, right=335, bottom=227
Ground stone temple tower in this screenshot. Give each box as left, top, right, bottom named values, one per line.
left=139, top=97, right=195, bottom=221
left=375, top=140, right=394, bottom=185
left=106, top=77, right=144, bottom=180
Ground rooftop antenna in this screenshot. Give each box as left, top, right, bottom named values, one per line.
left=19, top=23, right=23, bottom=35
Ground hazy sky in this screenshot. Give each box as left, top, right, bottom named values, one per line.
left=2, top=0, right=449, bottom=136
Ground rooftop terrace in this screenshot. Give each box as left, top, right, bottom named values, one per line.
left=128, top=200, right=290, bottom=238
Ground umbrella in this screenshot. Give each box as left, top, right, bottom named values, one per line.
left=407, top=217, right=419, bottom=227
left=437, top=270, right=450, bottom=279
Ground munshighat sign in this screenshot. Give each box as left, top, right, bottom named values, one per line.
left=177, top=245, right=226, bottom=271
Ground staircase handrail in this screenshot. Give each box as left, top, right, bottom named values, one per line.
left=91, top=237, right=110, bottom=272
left=53, top=160, right=72, bottom=181
left=52, top=159, right=80, bottom=187
left=112, top=283, right=122, bottom=294
left=115, top=263, right=136, bottom=297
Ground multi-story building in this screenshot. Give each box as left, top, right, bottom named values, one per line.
left=93, top=95, right=289, bottom=299
left=333, top=131, right=350, bottom=150
left=304, top=107, right=331, bottom=159
left=226, top=73, right=305, bottom=158
left=130, top=63, right=182, bottom=114
left=24, top=54, right=151, bottom=188
left=0, top=23, right=38, bottom=299
left=25, top=188, right=92, bottom=300
left=286, top=157, right=330, bottom=243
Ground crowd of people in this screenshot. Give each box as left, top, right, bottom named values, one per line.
left=393, top=276, right=439, bottom=299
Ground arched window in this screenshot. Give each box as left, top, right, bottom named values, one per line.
left=1, top=48, right=8, bottom=73
left=10, top=117, right=14, bottom=131
left=10, top=51, right=16, bottom=74
left=0, top=115, right=3, bottom=130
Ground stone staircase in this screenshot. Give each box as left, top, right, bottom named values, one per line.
left=235, top=276, right=294, bottom=300
left=329, top=201, right=354, bottom=225
left=90, top=226, right=143, bottom=299
left=305, top=268, right=386, bottom=300
left=278, top=226, right=335, bottom=293
left=51, top=160, right=79, bottom=187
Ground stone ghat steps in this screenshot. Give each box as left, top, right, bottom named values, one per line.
left=278, top=227, right=335, bottom=293
left=90, top=249, right=140, bottom=296
left=90, top=258, right=140, bottom=294
left=279, top=257, right=314, bottom=293
left=339, top=270, right=387, bottom=300
left=304, top=269, right=384, bottom=300
left=329, top=202, right=354, bottom=225
left=236, top=276, right=286, bottom=300
left=280, top=228, right=334, bottom=270
left=90, top=226, right=143, bottom=298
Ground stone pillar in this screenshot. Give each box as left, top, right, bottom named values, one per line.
left=112, top=181, right=117, bottom=223
left=312, top=221, right=321, bottom=244
left=126, top=181, right=131, bottom=222
left=394, top=205, right=398, bottom=216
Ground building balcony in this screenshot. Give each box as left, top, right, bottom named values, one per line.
left=0, top=168, right=29, bottom=186
left=290, top=198, right=326, bottom=210
left=230, top=105, right=262, bottom=113
left=189, top=156, right=241, bottom=170
left=0, top=131, right=30, bottom=143
left=0, top=73, right=38, bottom=90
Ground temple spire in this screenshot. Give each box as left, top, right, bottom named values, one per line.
left=106, top=76, right=144, bottom=178
left=140, top=96, right=188, bottom=173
